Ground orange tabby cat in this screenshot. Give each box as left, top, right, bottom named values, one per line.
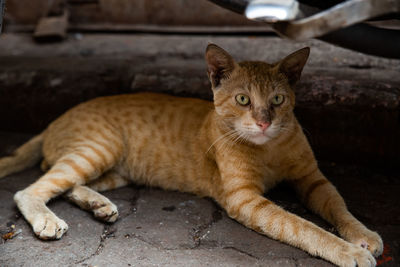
left=0, top=44, right=382, bottom=267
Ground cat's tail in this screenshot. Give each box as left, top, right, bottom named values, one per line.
left=0, top=134, right=43, bottom=179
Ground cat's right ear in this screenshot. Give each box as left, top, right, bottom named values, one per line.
left=205, top=44, right=236, bottom=89
left=278, top=47, right=310, bottom=86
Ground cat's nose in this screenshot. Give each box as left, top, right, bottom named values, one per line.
left=256, top=121, right=270, bottom=131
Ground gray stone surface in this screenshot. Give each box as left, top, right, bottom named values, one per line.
left=0, top=133, right=399, bottom=267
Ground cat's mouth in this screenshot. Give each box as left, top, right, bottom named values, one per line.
left=241, top=123, right=282, bottom=145
left=233, top=120, right=283, bottom=145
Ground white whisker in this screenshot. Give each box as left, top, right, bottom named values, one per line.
left=205, top=129, right=237, bottom=155
left=218, top=130, right=240, bottom=156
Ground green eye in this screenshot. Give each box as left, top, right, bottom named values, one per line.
left=272, top=94, right=284, bottom=105
left=235, top=94, right=250, bottom=106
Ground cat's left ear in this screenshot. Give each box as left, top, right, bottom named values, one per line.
left=278, top=47, right=310, bottom=86
left=205, top=44, right=237, bottom=89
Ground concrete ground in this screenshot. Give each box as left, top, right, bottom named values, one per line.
left=0, top=133, right=399, bottom=267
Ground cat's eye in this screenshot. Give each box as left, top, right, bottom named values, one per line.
left=271, top=94, right=284, bottom=105
left=235, top=94, right=250, bottom=106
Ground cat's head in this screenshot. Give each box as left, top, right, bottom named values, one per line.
left=205, top=44, right=309, bottom=145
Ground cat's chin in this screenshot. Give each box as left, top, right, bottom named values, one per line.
left=248, top=134, right=271, bottom=145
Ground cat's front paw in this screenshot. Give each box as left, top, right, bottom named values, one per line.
left=341, top=224, right=383, bottom=257
left=335, top=243, right=376, bottom=267
left=32, top=213, right=68, bottom=240
left=348, top=228, right=383, bottom=257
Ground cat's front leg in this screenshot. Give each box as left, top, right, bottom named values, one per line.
left=289, top=168, right=383, bottom=257
left=215, top=177, right=376, bottom=267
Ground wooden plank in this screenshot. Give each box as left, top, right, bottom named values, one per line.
left=67, top=24, right=273, bottom=34
left=33, top=10, right=69, bottom=42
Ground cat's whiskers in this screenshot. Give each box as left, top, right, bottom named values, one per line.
left=278, top=124, right=296, bottom=136
left=205, top=129, right=237, bottom=155
left=233, top=131, right=246, bottom=145
left=219, top=130, right=249, bottom=156
left=216, top=130, right=241, bottom=156
left=216, top=128, right=249, bottom=156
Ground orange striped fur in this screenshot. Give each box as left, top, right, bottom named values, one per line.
left=0, top=44, right=382, bottom=266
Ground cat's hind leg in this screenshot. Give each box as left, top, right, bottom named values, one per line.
left=65, top=185, right=119, bottom=222
left=14, top=148, right=120, bottom=240
left=65, top=171, right=131, bottom=222
left=87, top=170, right=131, bottom=192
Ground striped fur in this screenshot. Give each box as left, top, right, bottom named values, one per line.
left=0, top=44, right=382, bottom=266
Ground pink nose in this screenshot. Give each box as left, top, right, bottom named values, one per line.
left=256, top=121, right=270, bottom=131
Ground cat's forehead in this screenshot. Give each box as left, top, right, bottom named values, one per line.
left=236, top=61, right=287, bottom=93
left=238, top=61, right=274, bottom=77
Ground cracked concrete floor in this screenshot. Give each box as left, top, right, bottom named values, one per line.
left=0, top=132, right=399, bottom=267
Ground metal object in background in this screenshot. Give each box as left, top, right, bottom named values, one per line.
left=245, top=0, right=299, bottom=22
left=269, top=0, right=400, bottom=40
left=0, top=0, right=5, bottom=34
left=208, top=0, right=400, bottom=58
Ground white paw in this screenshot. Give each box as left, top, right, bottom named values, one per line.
left=337, top=243, right=376, bottom=267
left=32, top=214, right=68, bottom=240
left=91, top=201, right=119, bottom=223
